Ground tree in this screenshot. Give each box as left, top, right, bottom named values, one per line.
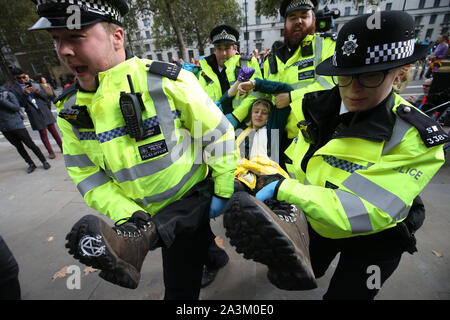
left=0, top=0, right=58, bottom=80
left=133, top=0, right=242, bottom=60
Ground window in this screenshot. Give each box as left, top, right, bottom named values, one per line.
left=167, top=52, right=172, bottom=61
left=425, top=29, right=434, bottom=39
left=358, top=6, right=364, bottom=15
left=136, top=32, right=141, bottom=41
left=429, top=14, right=437, bottom=24
left=418, top=0, right=425, bottom=9
left=280, top=29, right=284, bottom=37
left=444, top=13, right=450, bottom=24
left=145, top=44, right=150, bottom=51
left=210, top=48, right=214, bottom=55
left=244, top=32, right=249, bottom=40
left=157, top=53, right=163, bottom=61
left=255, top=31, right=262, bottom=39
left=256, top=43, right=262, bottom=51
left=385, top=3, right=392, bottom=11
left=143, top=19, right=149, bottom=27
left=147, top=54, right=152, bottom=60
left=414, top=16, right=423, bottom=25
left=145, top=31, right=151, bottom=39
left=433, top=0, right=440, bottom=7
left=344, top=7, right=350, bottom=16
left=188, top=50, right=194, bottom=60
left=256, top=15, right=261, bottom=25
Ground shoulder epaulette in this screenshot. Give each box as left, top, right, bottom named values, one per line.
left=147, top=61, right=181, bottom=80
left=319, top=32, right=337, bottom=41
left=53, top=83, right=77, bottom=104
left=397, top=104, right=450, bottom=148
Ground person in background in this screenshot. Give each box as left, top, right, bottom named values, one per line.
left=10, top=68, right=62, bottom=159
left=0, top=81, right=50, bottom=173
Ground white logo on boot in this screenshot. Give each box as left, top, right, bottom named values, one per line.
left=79, top=235, right=106, bottom=257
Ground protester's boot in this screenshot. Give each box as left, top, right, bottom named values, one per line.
left=223, top=191, right=317, bottom=290
left=65, top=211, right=159, bottom=289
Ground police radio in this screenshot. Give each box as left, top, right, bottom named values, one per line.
left=120, top=74, right=146, bottom=139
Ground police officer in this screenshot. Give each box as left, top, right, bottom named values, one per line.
left=199, top=25, right=262, bottom=128
left=29, top=0, right=237, bottom=300
left=225, top=11, right=449, bottom=299
left=264, top=0, right=336, bottom=154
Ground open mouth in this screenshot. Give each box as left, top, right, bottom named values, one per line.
left=73, top=66, right=88, bottom=76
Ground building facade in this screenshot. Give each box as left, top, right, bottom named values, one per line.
left=127, top=0, right=450, bottom=62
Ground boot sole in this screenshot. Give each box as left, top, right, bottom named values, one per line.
left=223, top=192, right=317, bottom=290
left=65, top=215, right=140, bottom=289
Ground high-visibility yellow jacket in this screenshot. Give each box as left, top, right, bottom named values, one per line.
left=264, top=33, right=336, bottom=139
left=199, top=54, right=262, bottom=122
left=56, top=57, right=237, bottom=222
left=278, top=88, right=448, bottom=239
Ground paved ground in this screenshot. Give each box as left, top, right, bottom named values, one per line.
left=0, top=82, right=449, bottom=300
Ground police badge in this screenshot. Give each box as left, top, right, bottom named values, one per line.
left=342, top=34, right=358, bottom=56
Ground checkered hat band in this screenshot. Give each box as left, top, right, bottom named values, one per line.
left=93, top=111, right=180, bottom=144
left=365, top=39, right=415, bottom=65
left=36, top=0, right=123, bottom=23
left=212, top=32, right=237, bottom=43
left=287, top=0, right=314, bottom=10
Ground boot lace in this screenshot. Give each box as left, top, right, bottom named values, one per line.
left=113, top=215, right=152, bottom=238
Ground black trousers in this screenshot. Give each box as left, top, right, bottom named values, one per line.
left=2, top=128, right=46, bottom=165
left=309, top=225, right=403, bottom=300
left=152, top=179, right=215, bottom=300
left=0, top=236, right=21, bottom=300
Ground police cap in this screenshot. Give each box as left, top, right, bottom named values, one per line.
left=210, top=25, right=239, bottom=45
left=29, top=0, right=129, bottom=31
left=280, top=0, right=318, bottom=18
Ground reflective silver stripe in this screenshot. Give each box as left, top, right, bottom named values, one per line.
left=202, top=115, right=231, bottom=145
left=147, top=71, right=177, bottom=151
left=314, top=36, right=323, bottom=66
left=77, top=170, right=111, bottom=197
left=335, top=190, right=373, bottom=234
left=316, top=76, right=333, bottom=89
left=382, top=117, right=412, bottom=155
left=64, top=154, right=94, bottom=168
left=342, top=173, right=407, bottom=221
left=111, top=136, right=192, bottom=183
left=137, top=152, right=204, bottom=206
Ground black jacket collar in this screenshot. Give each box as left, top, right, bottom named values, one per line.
left=303, top=87, right=397, bottom=143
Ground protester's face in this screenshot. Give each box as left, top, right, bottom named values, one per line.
left=284, top=9, right=316, bottom=48
left=214, top=44, right=237, bottom=68
left=251, top=103, right=270, bottom=129
left=15, top=73, right=27, bottom=84
left=339, top=69, right=400, bottom=112
left=50, top=23, right=125, bottom=91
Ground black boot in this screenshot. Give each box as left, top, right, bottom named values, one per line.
left=65, top=211, right=159, bottom=289
left=223, top=191, right=317, bottom=290
left=26, top=163, right=36, bottom=174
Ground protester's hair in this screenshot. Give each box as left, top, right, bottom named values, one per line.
left=441, top=34, right=448, bottom=41
left=245, top=99, right=272, bottom=126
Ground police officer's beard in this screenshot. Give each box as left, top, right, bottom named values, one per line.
left=284, top=23, right=316, bottom=49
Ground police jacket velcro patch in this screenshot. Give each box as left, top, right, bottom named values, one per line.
left=148, top=61, right=181, bottom=80
left=397, top=104, right=450, bottom=148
